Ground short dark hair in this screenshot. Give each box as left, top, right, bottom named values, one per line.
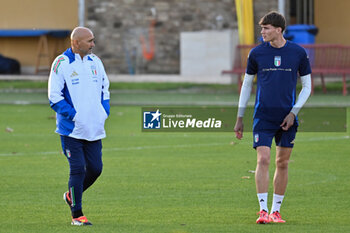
left=259, top=11, right=286, bottom=32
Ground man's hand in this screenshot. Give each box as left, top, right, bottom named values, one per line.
left=280, top=112, right=295, bottom=131
left=234, top=117, right=244, bottom=139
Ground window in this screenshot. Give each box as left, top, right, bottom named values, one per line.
left=290, top=0, right=314, bottom=24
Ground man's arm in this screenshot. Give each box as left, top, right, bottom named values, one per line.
left=98, top=59, right=110, bottom=116
left=291, top=74, right=312, bottom=116
left=48, top=57, right=77, bottom=120
left=234, top=73, right=254, bottom=139
left=280, top=74, right=311, bottom=130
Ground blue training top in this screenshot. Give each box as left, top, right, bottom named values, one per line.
left=246, top=41, right=312, bottom=122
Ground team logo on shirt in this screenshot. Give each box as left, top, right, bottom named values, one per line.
left=274, top=56, right=281, bottom=67
left=91, top=65, right=97, bottom=75
left=70, top=71, right=78, bottom=77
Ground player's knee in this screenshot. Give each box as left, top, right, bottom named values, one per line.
left=70, top=165, right=85, bottom=175
left=257, top=155, right=270, bottom=167
left=89, top=164, right=103, bottom=178
left=94, top=167, right=102, bottom=178
left=276, top=158, right=289, bottom=170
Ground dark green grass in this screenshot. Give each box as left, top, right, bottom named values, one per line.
left=1, top=87, right=350, bottom=107
left=1, top=79, right=350, bottom=94
left=0, top=80, right=235, bottom=92
left=0, top=105, right=349, bottom=232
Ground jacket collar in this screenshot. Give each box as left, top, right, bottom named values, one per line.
left=63, top=48, right=93, bottom=63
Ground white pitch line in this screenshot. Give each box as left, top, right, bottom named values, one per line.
left=0, top=142, right=227, bottom=157
left=0, top=151, right=60, bottom=157
left=296, top=135, right=350, bottom=142
left=103, top=142, right=226, bottom=152
left=290, top=169, right=338, bottom=187
left=0, top=135, right=349, bottom=157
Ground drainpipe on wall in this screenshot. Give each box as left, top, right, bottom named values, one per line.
left=79, top=0, right=85, bottom=27
left=278, top=0, right=285, bottom=16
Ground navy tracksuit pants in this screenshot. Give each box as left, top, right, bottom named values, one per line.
left=61, top=135, right=103, bottom=213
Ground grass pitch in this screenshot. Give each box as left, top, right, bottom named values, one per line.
left=0, top=104, right=349, bottom=233
left=0, top=81, right=350, bottom=232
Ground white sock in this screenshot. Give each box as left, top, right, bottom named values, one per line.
left=271, top=193, right=284, bottom=213
left=257, top=193, right=268, bottom=212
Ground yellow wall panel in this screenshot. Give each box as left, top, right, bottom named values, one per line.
left=0, top=0, right=78, bottom=72
left=0, top=0, right=78, bottom=29
left=314, top=0, right=350, bottom=45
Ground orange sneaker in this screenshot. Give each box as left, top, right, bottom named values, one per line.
left=71, top=216, right=92, bottom=226
left=269, top=211, right=286, bottom=223
left=256, top=210, right=270, bottom=224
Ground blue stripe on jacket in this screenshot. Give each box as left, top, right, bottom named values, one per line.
left=50, top=83, right=76, bottom=135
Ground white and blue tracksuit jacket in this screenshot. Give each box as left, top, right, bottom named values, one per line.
left=48, top=48, right=110, bottom=141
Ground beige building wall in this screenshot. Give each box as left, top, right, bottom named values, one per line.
left=0, top=0, right=79, bottom=73
left=314, top=0, right=350, bottom=45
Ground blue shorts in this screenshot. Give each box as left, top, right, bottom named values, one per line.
left=252, top=119, right=297, bottom=149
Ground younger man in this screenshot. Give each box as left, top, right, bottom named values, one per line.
left=234, top=11, right=312, bottom=224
